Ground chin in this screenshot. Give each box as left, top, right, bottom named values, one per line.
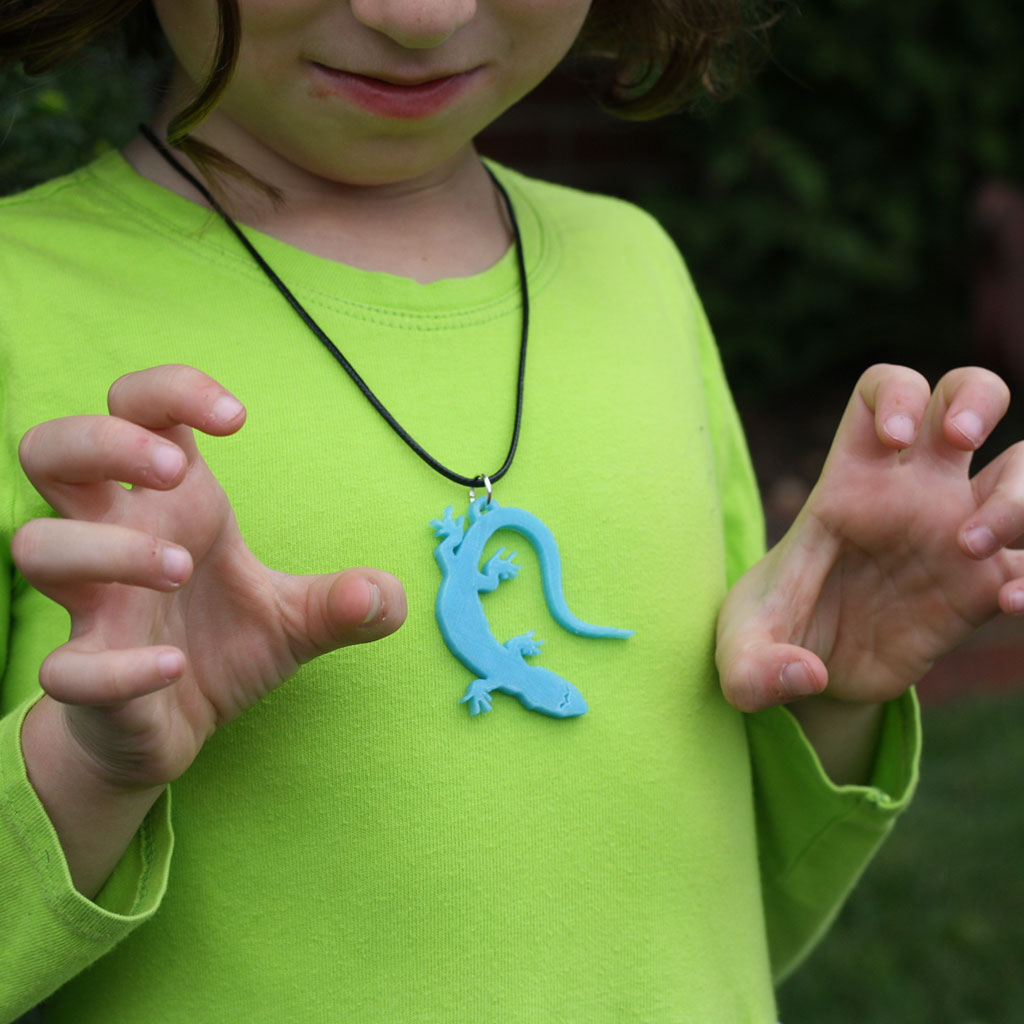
left=294, top=140, right=477, bottom=191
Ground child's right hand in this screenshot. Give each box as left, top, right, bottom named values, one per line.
left=12, top=364, right=406, bottom=795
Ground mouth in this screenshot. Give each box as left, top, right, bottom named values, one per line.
left=308, top=63, right=483, bottom=119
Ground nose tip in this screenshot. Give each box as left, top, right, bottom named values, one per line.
left=350, top=0, right=477, bottom=49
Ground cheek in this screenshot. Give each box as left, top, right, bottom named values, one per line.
left=152, top=0, right=324, bottom=86
left=507, top=0, right=594, bottom=62
left=509, top=0, right=594, bottom=27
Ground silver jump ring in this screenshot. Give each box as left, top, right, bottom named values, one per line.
left=469, top=475, right=493, bottom=505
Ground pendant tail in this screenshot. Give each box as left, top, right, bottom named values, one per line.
left=505, top=508, right=633, bottom=640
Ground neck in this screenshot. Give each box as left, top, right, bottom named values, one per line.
left=122, top=111, right=513, bottom=283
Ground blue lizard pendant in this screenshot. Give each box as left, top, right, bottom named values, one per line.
left=430, top=497, right=632, bottom=718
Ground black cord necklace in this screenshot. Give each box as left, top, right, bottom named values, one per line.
left=138, top=125, right=631, bottom=720
left=139, top=124, right=528, bottom=492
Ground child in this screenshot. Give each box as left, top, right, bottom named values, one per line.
left=2, top=1, right=1022, bottom=1021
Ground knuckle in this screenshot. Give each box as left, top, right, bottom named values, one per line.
left=109, top=365, right=192, bottom=409
left=991, top=477, right=1024, bottom=519
left=106, top=370, right=137, bottom=411
left=860, top=364, right=930, bottom=408
left=889, top=366, right=931, bottom=397
left=17, top=423, right=48, bottom=472
left=158, top=363, right=204, bottom=398
left=109, top=364, right=221, bottom=431
left=978, top=367, right=1012, bottom=405
left=859, top=362, right=891, bottom=381
left=861, top=362, right=914, bottom=382
left=38, top=649, right=69, bottom=701
left=719, top=657, right=761, bottom=713
left=943, top=365, right=1010, bottom=400
left=726, top=683, right=763, bottom=714
left=10, top=518, right=52, bottom=570
left=164, top=363, right=211, bottom=391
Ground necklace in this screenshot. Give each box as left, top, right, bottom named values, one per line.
left=139, top=124, right=524, bottom=489
left=141, top=126, right=631, bottom=718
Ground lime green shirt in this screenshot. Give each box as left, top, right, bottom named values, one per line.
left=0, top=153, right=919, bottom=1023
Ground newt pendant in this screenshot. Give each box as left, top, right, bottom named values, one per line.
left=430, top=497, right=632, bottom=718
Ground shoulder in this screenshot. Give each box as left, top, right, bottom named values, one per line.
left=491, top=164, right=676, bottom=246
left=0, top=154, right=141, bottom=295
left=0, top=154, right=114, bottom=230
left=489, top=163, right=695, bottom=297
left=0, top=154, right=157, bottom=391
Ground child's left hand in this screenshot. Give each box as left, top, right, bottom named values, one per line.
left=716, top=364, right=1024, bottom=713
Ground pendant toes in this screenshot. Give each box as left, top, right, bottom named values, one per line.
left=459, top=681, right=494, bottom=715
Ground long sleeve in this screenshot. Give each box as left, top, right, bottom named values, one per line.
left=747, top=692, right=919, bottom=981
left=0, top=699, right=174, bottom=1022
left=690, top=276, right=922, bottom=982
left=0, top=356, right=174, bottom=1021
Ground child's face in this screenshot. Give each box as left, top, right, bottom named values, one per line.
left=153, top=0, right=594, bottom=189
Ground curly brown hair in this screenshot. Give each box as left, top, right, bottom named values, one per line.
left=0, top=0, right=774, bottom=180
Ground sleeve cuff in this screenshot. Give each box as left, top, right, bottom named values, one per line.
left=747, top=689, right=921, bottom=980
left=0, top=696, right=173, bottom=1017
left=785, top=687, right=921, bottom=810
left=751, top=689, right=921, bottom=875
left=865, top=688, right=921, bottom=807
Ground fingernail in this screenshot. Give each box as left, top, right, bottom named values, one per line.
left=885, top=414, right=915, bottom=447
left=1009, top=591, right=1024, bottom=615
left=964, top=526, right=998, bottom=558
left=951, top=410, right=984, bottom=448
left=152, top=443, right=183, bottom=481
left=212, top=395, right=244, bottom=422
left=361, top=580, right=382, bottom=625
left=158, top=651, right=183, bottom=681
left=162, top=547, right=191, bottom=584
left=780, top=661, right=817, bottom=696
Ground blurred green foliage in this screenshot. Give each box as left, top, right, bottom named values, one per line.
left=638, top=0, right=1024, bottom=398
left=0, top=49, right=162, bottom=196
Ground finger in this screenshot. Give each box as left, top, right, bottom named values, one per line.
left=825, top=365, right=931, bottom=465
left=107, top=365, right=246, bottom=436
left=958, top=440, right=1024, bottom=558
left=12, top=518, right=192, bottom=595
left=282, top=568, right=407, bottom=661
left=39, top=645, right=185, bottom=706
left=854, top=363, right=933, bottom=451
left=916, top=366, right=1010, bottom=463
left=20, top=416, right=188, bottom=514
left=999, top=577, right=1024, bottom=616
left=717, top=641, right=828, bottom=713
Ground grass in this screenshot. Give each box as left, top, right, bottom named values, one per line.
left=777, top=690, right=1024, bottom=1023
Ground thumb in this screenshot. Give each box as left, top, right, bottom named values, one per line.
left=293, top=567, right=407, bottom=660
left=716, top=639, right=828, bottom=713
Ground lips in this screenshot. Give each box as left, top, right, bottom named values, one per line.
left=309, top=63, right=482, bottom=119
